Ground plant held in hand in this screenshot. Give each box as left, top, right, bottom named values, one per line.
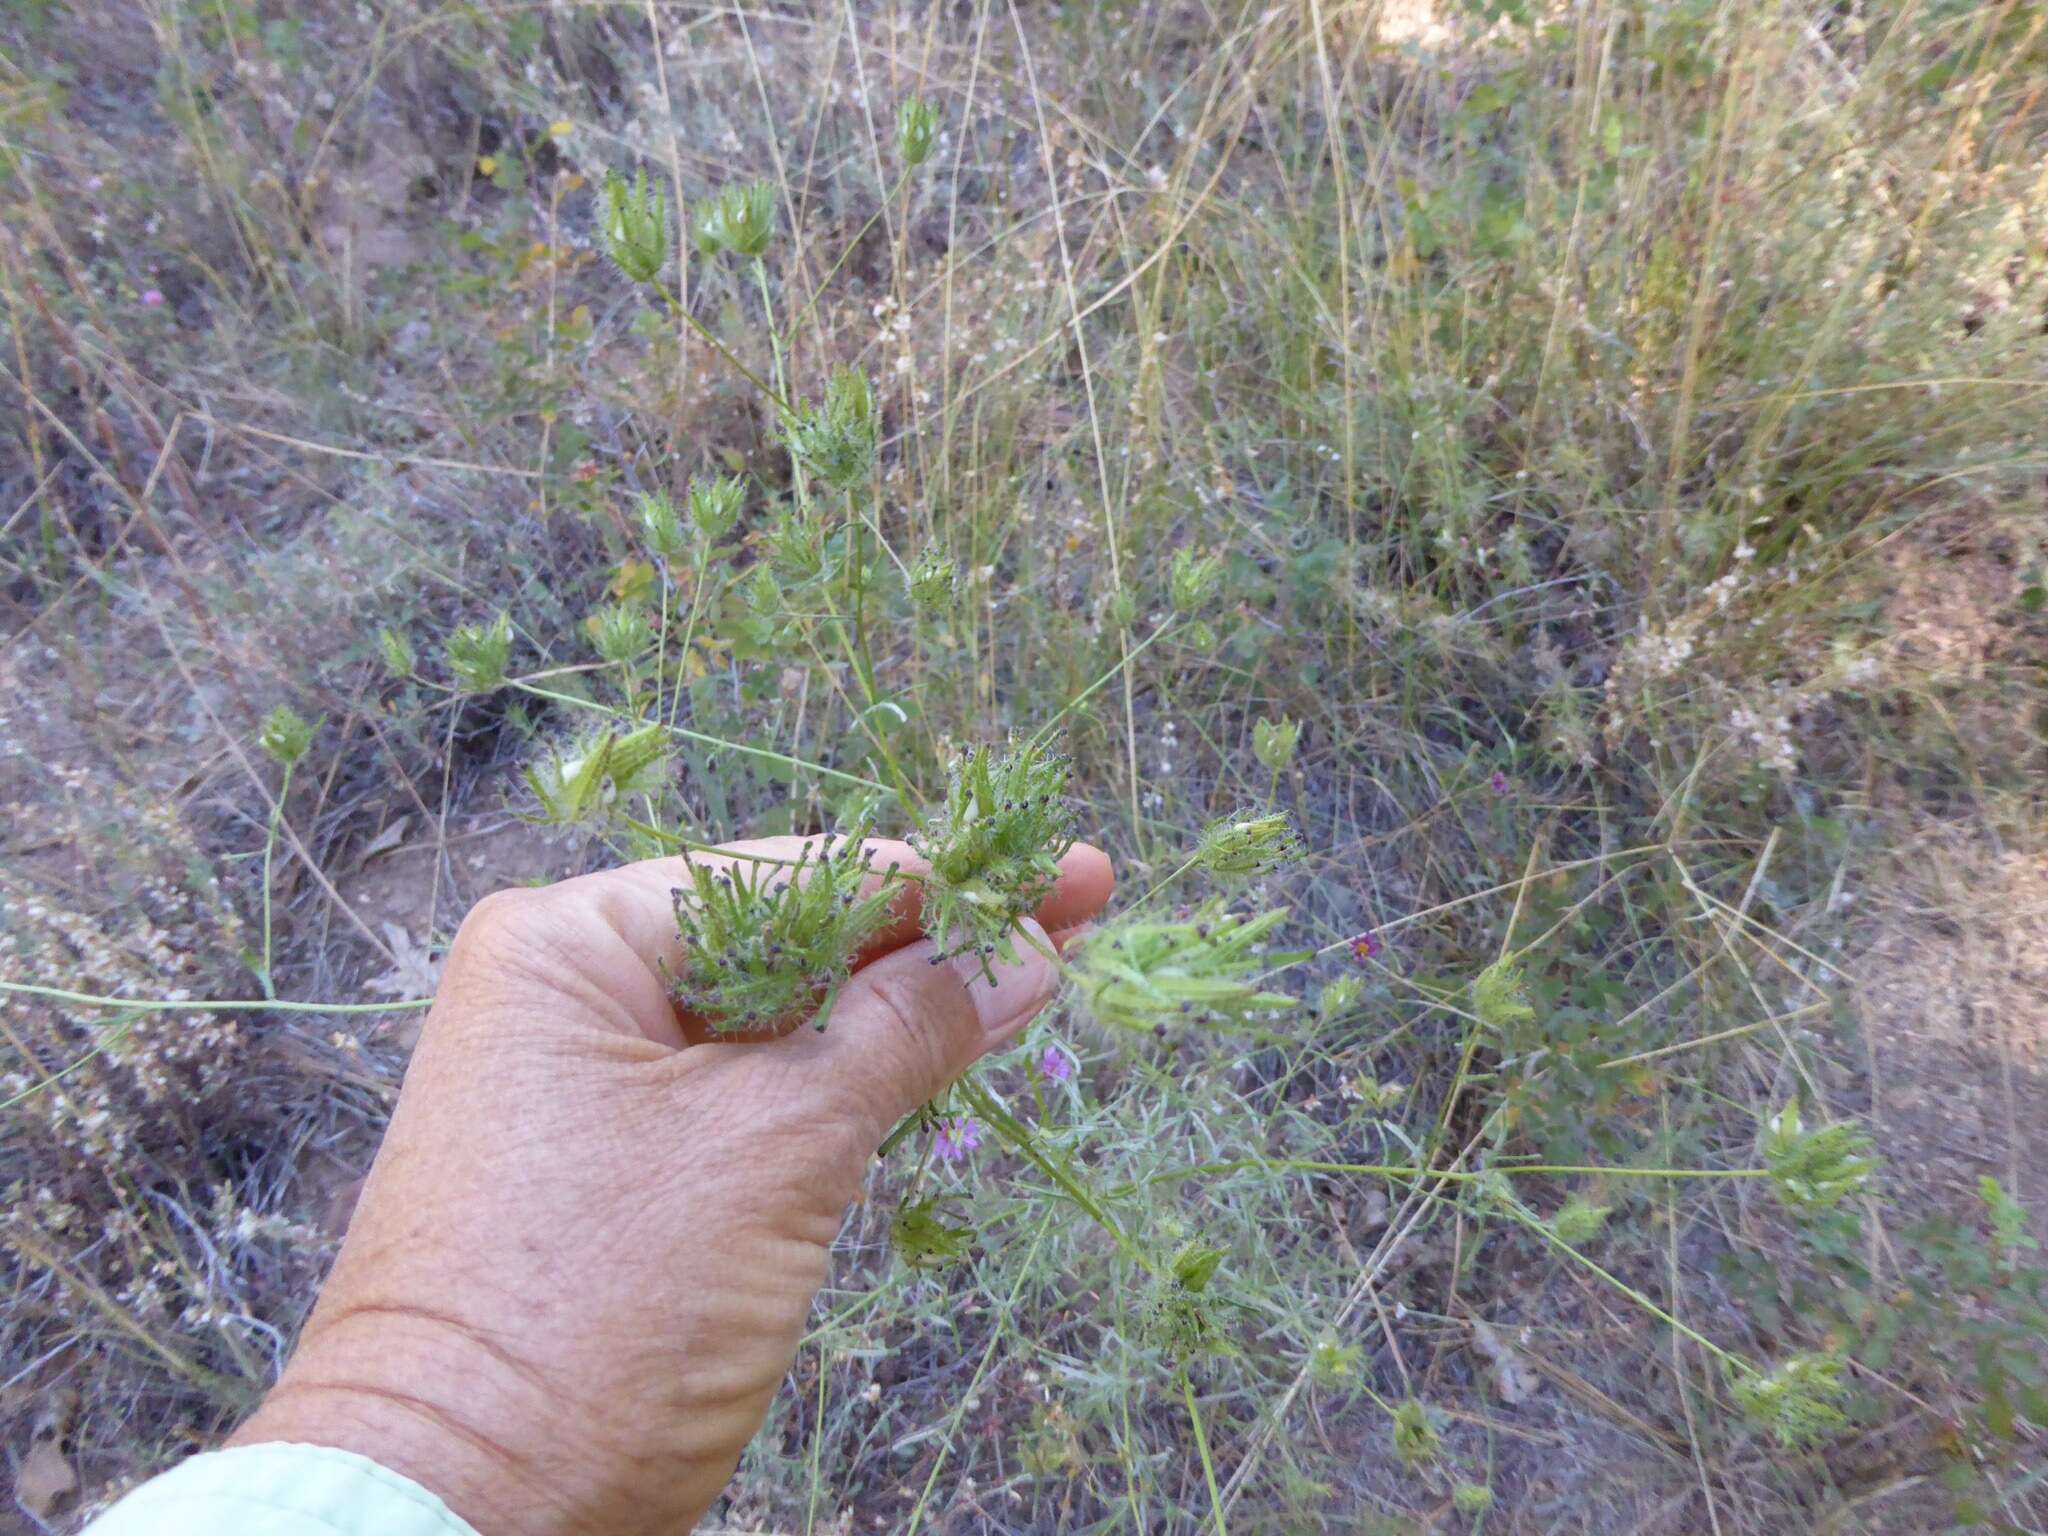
left=909, top=737, right=1078, bottom=980
left=668, top=832, right=900, bottom=1032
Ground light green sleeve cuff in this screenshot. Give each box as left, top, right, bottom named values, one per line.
left=84, top=1443, right=479, bottom=1536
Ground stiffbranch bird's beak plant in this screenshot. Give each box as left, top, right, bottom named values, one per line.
left=530, top=101, right=1917, bottom=1475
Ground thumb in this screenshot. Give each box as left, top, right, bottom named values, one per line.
left=804, top=917, right=1057, bottom=1143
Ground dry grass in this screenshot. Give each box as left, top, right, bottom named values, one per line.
left=4, top=0, right=2046, bottom=1529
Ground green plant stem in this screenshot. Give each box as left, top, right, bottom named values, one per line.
left=257, top=759, right=294, bottom=997
left=1182, top=1369, right=1230, bottom=1536
left=1503, top=1193, right=1756, bottom=1377
left=750, top=255, right=786, bottom=403
left=666, top=536, right=717, bottom=730
left=1113, top=1157, right=1772, bottom=1195
left=954, top=1076, right=1148, bottom=1271
left=1129, top=853, right=1201, bottom=913
left=785, top=165, right=914, bottom=336
left=0, top=1023, right=135, bottom=1111
left=651, top=282, right=787, bottom=412
left=0, top=980, right=432, bottom=1015
left=1024, top=614, right=1183, bottom=753
left=513, top=680, right=895, bottom=797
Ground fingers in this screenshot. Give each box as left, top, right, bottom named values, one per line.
left=780, top=917, right=1059, bottom=1143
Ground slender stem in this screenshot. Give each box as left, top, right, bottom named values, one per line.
left=1183, top=1370, right=1229, bottom=1536
left=0, top=980, right=431, bottom=1015
left=651, top=282, right=788, bottom=412
left=750, top=255, right=786, bottom=402
left=1129, top=853, right=1200, bottom=913
left=258, top=760, right=294, bottom=997
left=1505, top=1195, right=1753, bottom=1375
left=955, top=1076, right=1147, bottom=1271
left=1112, top=1157, right=1771, bottom=1195
left=785, top=165, right=914, bottom=336
left=667, top=535, right=715, bottom=730
left=512, top=680, right=895, bottom=797
left=0, top=1023, right=135, bottom=1111
left=1024, top=614, right=1183, bottom=755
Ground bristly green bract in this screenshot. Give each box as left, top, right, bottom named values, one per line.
left=1076, top=901, right=1300, bottom=1031
left=668, top=832, right=899, bottom=1032
left=909, top=736, right=1077, bottom=981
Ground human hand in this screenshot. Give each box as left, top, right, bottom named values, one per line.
left=230, top=837, right=1114, bottom=1534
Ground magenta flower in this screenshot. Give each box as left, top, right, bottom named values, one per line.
left=1349, top=931, right=1382, bottom=963
left=933, top=1116, right=982, bottom=1163
left=140, top=289, right=165, bottom=308
left=1037, top=1045, right=1072, bottom=1082
left=1489, top=769, right=1511, bottom=796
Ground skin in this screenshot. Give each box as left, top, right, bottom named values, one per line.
left=230, top=836, right=1115, bottom=1534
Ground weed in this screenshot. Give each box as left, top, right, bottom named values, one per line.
left=4, top=0, right=2046, bottom=1527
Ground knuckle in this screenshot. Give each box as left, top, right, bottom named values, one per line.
left=862, top=968, right=966, bottom=1102
left=453, top=886, right=546, bottom=961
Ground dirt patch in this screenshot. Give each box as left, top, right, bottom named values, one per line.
left=1856, top=828, right=2048, bottom=1244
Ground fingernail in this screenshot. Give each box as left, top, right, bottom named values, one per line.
left=948, top=917, right=1055, bottom=1042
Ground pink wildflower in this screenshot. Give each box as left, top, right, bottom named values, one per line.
left=140, top=289, right=165, bottom=308
left=1037, top=1045, right=1072, bottom=1082
left=1489, top=769, right=1511, bottom=796
left=934, top=1116, right=982, bottom=1163
left=1349, top=931, right=1382, bottom=963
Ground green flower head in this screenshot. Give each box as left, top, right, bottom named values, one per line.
left=688, top=474, right=746, bottom=542
left=1195, top=809, right=1301, bottom=877
left=668, top=829, right=898, bottom=1033
left=782, top=367, right=877, bottom=492
left=258, top=704, right=313, bottom=767
left=909, top=545, right=957, bottom=610
left=447, top=613, right=512, bottom=694
left=636, top=490, right=688, bottom=562
left=896, top=94, right=939, bottom=168
left=600, top=167, right=670, bottom=284
left=1076, top=901, right=1299, bottom=1032
left=909, top=736, right=1077, bottom=980
left=693, top=179, right=776, bottom=259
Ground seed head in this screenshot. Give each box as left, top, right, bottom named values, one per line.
left=1471, top=957, right=1534, bottom=1028
left=1390, top=1399, right=1440, bottom=1468
left=1252, top=714, right=1301, bottom=772
left=1550, top=1195, right=1611, bottom=1247
left=1764, top=1101, right=1879, bottom=1210
left=1076, top=902, right=1299, bottom=1032
left=1195, top=809, right=1301, bottom=877
left=896, top=94, right=939, bottom=168
left=447, top=612, right=512, bottom=693
left=600, top=167, right=670, bottom=284
left=585, top=601, right=653, bottom=665
left=909, top=737, right=1077, bottom=980
left=668, top=823, right=898, bottom=1032
left=258, top=705, right=313, bottom=767
left=890, top=1195, right=973, bottom=1268
left=909, top=544, right=957, bottom=610
left=688, top=473, right=747, bottom=542
left=377, top=626, right=416, bottom=679
left=636, top=491, right=688, bottom=562
left=693, top=179, right=776, bottom=259
left=1730, top=1353, right=1849, bottom=1448
left=782, top=367, right=877, bottom=492
left=1169, top=546, right=1223, bottom=613
left=526, top=724, right=670, bottom=825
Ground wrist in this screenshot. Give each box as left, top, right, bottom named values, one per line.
left=231, top=1305, right=726, bottom=1536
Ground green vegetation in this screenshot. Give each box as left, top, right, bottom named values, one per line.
left=3, top=0, right=2045, bottom=1528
